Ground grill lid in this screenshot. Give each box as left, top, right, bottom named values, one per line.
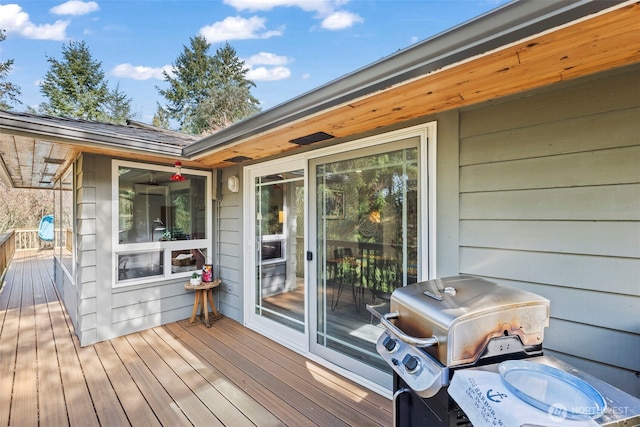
left=389, top=276, right=550, bottom=366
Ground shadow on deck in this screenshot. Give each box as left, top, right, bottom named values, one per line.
left=0, top=250, right=392, bottom=426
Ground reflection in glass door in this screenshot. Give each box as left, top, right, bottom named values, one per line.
left=254, top=170, right=305, bottom=335
left=311, top=141, right=419, bottom=382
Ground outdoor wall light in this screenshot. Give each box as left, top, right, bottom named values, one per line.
left=170, top=161, right=186, bottom=182
left=227, top=176, right=239, bottom=192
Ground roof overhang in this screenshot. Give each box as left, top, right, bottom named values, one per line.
left=184, top=0, right=640, bottom=168
left=0, top=112, right=201, bottom=188
left=1, top=0, right=638, bottom=189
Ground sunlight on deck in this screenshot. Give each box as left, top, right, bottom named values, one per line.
left=0, top=250, right=392, bottom=426
left=306, top=360, right=369, bottom=403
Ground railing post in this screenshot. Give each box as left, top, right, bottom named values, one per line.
left=0, top=229, right=16, bottom=284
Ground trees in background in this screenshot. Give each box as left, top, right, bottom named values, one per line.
left=39, top=41, right=133, bottom=124
left=0, top=32, right=261, bottom=234
left=3, top=30, right=258, bottom=132
left=0, top=184, right=53, bottom=232
left=156, top=37, right=259, bottom=135
left=194, top=43, right=261, bottom=132
left=0, top=29, right=22, bottom=110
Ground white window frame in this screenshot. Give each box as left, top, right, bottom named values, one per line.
left=111, top=159, right=212, bottom=288
left=54, top=165, right=75, bottom=281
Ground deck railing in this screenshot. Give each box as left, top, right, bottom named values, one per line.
left=15, top=228, right=40, bottom=251
left=0, top=230, right=16, bottom=281
left=13, top=228, right=71, bottom=251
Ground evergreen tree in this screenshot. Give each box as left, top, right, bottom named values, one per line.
left=152, top=103, right=170, bottom=129
left=158, top=35, right=216, bottom=134
left=39, top=41, right=132, bottom=123
left=158, top=37, right=260, bottom=135
left=0, top=30, right=22, bottom=110
left=104, top=83, right=133, bottom=125
left=195, top=43, right=260, bottom=132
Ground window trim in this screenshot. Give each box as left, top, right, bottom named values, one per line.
left=111, top=159, right=212, bottom=288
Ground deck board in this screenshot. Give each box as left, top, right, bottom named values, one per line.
left=34, top=287, right=68, bottom=427
left=0, top=256, right=19, bottom=427
left=166, top=322, right=303, bottom=426
left=138, top=328, right=255, bottom=427
left=222, top=318, right=392, bottom=423
left=184, top=319, right=349, bottom=426
left=98, top=338, right=167, bottom=426
left=11, top=260, right=39, bottom=427
left=211, top=319, right=380, bottom=426
left=0, top=250, right=392, bottom=426
left=74, top=339, right=131, bottom=426
left=153, top=325, right=285, bottom=427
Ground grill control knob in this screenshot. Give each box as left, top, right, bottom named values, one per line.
left=382, top=336, right=397, bottom=352
left=402, top=354, right=420, bottom=374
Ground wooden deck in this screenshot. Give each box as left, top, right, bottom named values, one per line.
left=0, top=251, right=392, bottom=426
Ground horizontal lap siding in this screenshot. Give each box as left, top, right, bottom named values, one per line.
left=75, top=154, right=98, bottom=345
left=458, top=67, right=640, bottom=396
left=216, top=167, right=243, bottom=321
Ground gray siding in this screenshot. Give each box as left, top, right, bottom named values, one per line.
left=216, top=166, right=243, bottom=322
left=457, top=67, right=640, bottom=396
left=75, top=154, right=98, bottom=345
left=435, top=110, right=461, bottom=278
left=73, top=154, right=203, bottom=346
left=69, top=155, right=97, bottom=345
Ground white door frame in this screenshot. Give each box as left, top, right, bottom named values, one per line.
left=243, top=156, right=309, bottom=353
left=242, top=122, right=437, bottom=393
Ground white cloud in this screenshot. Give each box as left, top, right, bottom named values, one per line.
left=0, top=4, right=69, bottom=40
left=243, top=52, right=291, bottom=81
left=111, top=63, right=173, bottom=81
left=50, top=1, right=99, bottom=16
left=246, top=65, right=291, bottom=81
left=224, top=0, right=336, bottom=14
left=223, top=0, right=362, bottom=31
left=321, top=11, right=363, bottom=30
left=199, top=16, right=282, bottom=43
left=244, top=52, right=289, bottom=67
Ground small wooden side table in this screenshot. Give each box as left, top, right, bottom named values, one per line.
left=184, top=279, right=222, bottom=327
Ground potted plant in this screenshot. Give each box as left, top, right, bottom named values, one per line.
left=190, top=272, right=202, bottom=286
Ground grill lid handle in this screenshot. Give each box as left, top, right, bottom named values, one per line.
left=367, top=304, right=439, bottom=348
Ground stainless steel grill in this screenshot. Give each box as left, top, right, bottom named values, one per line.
left=369, top=275, right=550, bottom=426
left=370, top=276, right=640, bottom=427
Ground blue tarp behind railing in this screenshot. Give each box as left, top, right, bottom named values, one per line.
left=38, top=215, right=54, bottom=242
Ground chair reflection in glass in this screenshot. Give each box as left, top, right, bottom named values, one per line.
left=330, top=248, right=358, bottom=311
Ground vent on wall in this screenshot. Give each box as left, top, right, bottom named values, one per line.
left=289, top=131, right=334, bottom=146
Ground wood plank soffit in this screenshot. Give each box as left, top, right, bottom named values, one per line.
left=195, top=2, right=640, bottom=169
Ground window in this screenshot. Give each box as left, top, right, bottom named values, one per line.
left=54, top=167, right=74, bottom=277
left=113, top=160, right=211, bottom=286
left=256, top=177, right=287, bottom=263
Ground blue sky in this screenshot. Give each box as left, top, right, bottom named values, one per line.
left=0, top=0, right=509, bottom=124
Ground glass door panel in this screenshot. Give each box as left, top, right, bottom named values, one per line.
left=254, top=170, right=305, bottom=334
left=312, top=142, right=419, bottom=378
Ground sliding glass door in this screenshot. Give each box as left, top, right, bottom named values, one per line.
left=245, top=129, right=429, bottom=389
left=247, top=161, right=306, bottom=349
left=310, top=138, right=419, bottom=384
